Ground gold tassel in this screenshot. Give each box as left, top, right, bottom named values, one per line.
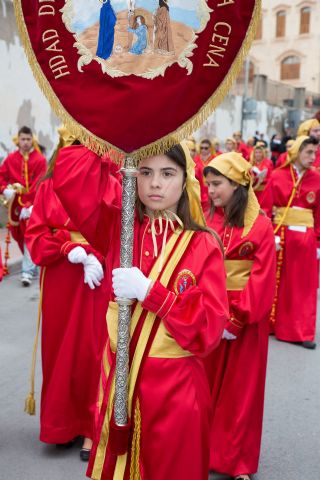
left=130, top=399, right=142, bottom=480
left=24, top=268, right=46, bottom=415
left=12, top=0, right=262, bottom=165
left=24, top=392, right=36, bottom=415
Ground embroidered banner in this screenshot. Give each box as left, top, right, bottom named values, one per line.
left=14, top=0, right=261, bottom=159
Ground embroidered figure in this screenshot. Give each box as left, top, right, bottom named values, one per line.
left=128, top=15, right=148, bottom=55
left=154, top=1, right=174, bottom=54
left=96, top=0, right=117, bottom=60
left=174, top=269, right=196, bottom=295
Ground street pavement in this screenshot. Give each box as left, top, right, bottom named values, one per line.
left=1, top=272, right=319, bottom=480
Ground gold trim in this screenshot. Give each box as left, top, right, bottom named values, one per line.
left=13, top=1, right=261, bottom=164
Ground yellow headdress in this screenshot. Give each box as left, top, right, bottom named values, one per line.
left=180, top=141, right=206, bottom=226
left=207, top=152, right=260, bottom=237
left=297, top=119, right=320, bottom=137
left=283, top=135, right=309, bottom=167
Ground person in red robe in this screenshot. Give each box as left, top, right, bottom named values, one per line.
left=53, top=141, right=229, bottom=480
left=275, top=139, right=294, bottom=168
left=263, top=136, right=320, bottom=349
left=203, top=152, right=276, bottom=480
left=250, top=143, right=273, bottom=209
left=0, top=246, right=3, bottom=281
left=0, top=126, right=46, bottom=286
left=233, top=131, right=250, bottom=160
left=296, top=118, right=320, bottom=172
left=25, top=137, right=122, bottom=461
left=194, top=138, right=217, bottom=211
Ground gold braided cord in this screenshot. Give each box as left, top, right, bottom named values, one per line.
left=129, top=399, right=142, bottom=480
left=13, top=1, right=261, bottom=165
left=24, top=268, right=46, bottom=415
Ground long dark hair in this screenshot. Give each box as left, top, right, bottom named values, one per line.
left=136, top=144, right=210, bottom=234
left=203, top=166, right=249, bottom=228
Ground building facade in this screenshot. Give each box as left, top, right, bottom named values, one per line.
left=249, top=0, right=320, bottom=94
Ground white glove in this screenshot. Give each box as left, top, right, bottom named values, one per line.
left=222, top=329, right=237, bottom=340
left=112, top=267, right=152, bottom=302
left=19, top=206, right=33, bottom=220
left=317, top=248, right=320, bottom=260
left=67, top=246, right=88, bottom=264
left=3, top=188, right=15, bottom=200
left=275, top=235, right=281, bottom=252
left=83, top=254, right=104, bottom=289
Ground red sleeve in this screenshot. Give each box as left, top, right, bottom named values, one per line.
left=313, top=186, right=320, bottom=238
left=29, top=154, right=47, bottom=192
left=260, top=174, right=274, bottom=218
left=228, top=219, right=276, bottom=329
left=25, top=182, right=71, bottom=266
left=53, top=145, right=121, bottom=256
left=0, top=156, right=10, bottom=193
left=142, top=234, right=229, bottom=356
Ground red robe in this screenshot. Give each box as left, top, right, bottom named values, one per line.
left=25, top=167, right=121, bottom=444
left=0, top=149, right=46, bottom=251
left=204, top=210, right=276, bottom=477
left=275, top=151, right=287, bottom=168
left=194, top=154, right=216, bottom=211
left=0, top=246, right=3, bottom=281
left=53, top=146, right=229, bottom=480
left=237, top=142, right=250, bottom=160
left=252, top=158, right=273, bottom=207
left=312, top=146, right=320, bottom=173
left=263, top=166, right=320, bottom=342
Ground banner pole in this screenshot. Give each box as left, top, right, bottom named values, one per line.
left=114, top=156, right=138, bottom=426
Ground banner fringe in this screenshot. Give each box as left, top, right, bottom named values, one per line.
left=13, top=1, right=261, bottom=165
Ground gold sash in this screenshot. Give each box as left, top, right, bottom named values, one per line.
left=274, top=207, right=314, bottom=228
left=92, top=229, right=195, bottom=480
left=70, top=231, right=88, bottom=243
left=107, top=302, right=192, bottom=358
left=225, top=259, right=253, bottom=291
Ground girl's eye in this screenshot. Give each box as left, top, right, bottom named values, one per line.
left=140, top=170, right=150, bottom=176
left=163, top=171, right=174, bottom=177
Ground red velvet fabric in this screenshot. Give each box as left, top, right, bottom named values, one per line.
left=204, top=209, right=276, bottom=477
left=263, top=166, right=320, bottom=342
left=25, top=167, right=121, bottom=444
left=52, top=145, right=229, bottom=479
left=21, top=1, right=258, bottom=152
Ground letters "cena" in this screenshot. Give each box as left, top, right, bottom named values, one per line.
left=203, top=22, right=232, bottom=68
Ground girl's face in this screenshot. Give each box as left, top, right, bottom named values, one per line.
left=205, top=172, right=238, bottom=208
left=254, top=149, right=264, bottom=162
left=138, top=155, right=184, bottom=213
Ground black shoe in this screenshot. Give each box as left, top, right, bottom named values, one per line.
left=80, top=448, right=91, bottom=462
left=302, top=341, right=317, bottom=350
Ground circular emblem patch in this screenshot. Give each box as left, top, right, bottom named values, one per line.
left=306, top=191, right=316, bottom=204
left=174, top=269, right=196, bottom=295
left=239, top=241, right=254, bottom=257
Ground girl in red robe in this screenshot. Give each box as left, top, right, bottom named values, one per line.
left=25, top=139, right=121, bottom=459
left=53, top=141, right=229, bottom=480
left=203, top=152, right=276, bottom=480
left=250, top=143, right=273, bottom=209
left=262, top=136, right=320, bottom=348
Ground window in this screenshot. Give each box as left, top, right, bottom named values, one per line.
left=255, top=17, right=263, bottom=40
left=281, top=56, right=301, bottom=80
left=300, top=7, right=311, bottom=34
left=276, top=10, right=286, bottom=38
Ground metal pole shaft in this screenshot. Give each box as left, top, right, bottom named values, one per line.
left=114, top=157, right=137, bottom=426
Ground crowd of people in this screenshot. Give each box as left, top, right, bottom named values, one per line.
left=0, top=117, right=319, bottom=480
